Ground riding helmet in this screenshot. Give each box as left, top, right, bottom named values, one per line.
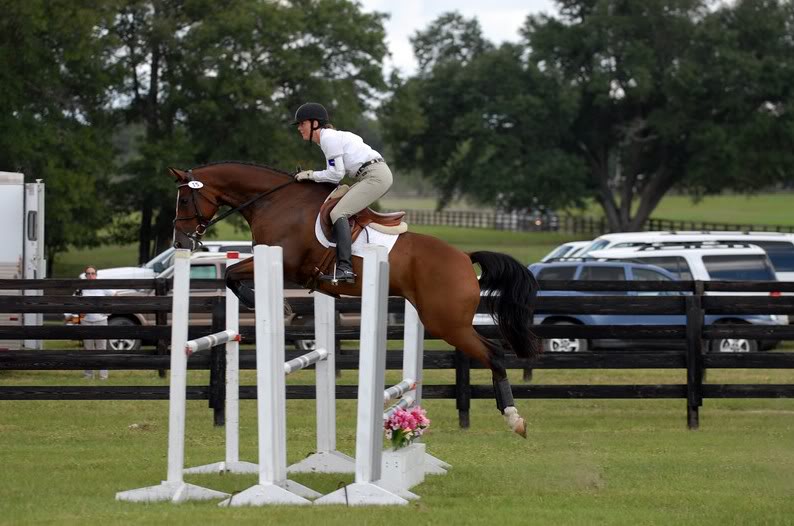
left=291, top=102, right=329, bottom=125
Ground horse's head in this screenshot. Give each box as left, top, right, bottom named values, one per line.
left=169, top=167, right=220, bottom=250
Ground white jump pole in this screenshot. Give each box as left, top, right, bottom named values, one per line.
left=221, top=245, right=319, bottom=506
left=315, top=244, right=408, bottom=505
left=403, top=300, right=451, bottom=474
left=288, top=293, right=356, bottom=474
left=116, top=249, right=230, bottom=503
left=185, top=251, right=259, bottom=475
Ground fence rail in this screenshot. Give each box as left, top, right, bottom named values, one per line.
left=1, top=278, right=793, bottom=429
left=400, top=209, right=794, bottom=235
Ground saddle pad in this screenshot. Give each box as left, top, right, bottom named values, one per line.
left=314, top=214, right=400, bottom=255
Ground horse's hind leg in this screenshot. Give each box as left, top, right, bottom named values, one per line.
left=481, top=336, right=527, bottom=438
left=432, top=325, right=528, bottom=438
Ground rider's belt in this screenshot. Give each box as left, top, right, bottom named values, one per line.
left=354, top=158, right=384, bottom=178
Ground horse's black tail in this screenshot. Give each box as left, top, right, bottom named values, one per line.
left=470, top=251, right=540, bottom=359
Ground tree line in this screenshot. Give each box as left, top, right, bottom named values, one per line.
left=1, top=0, right=793, bottom=270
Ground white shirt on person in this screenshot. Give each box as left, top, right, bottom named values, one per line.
left=310, top=128, right=382, bottom=184
left=81, top=288, right=113, bottom=322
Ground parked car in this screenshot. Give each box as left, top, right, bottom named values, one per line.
left=524, top=260, right=786, bottom=353
left=84, top=240, right=254, bottom=280
left=540, top=241, right=591, bottom=262
left=105, top=252, right=326, bottom=351
left=578, top=231, right=794, bottom=281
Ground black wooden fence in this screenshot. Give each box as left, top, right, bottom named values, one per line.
left=1, top=278, right=793, bottom=430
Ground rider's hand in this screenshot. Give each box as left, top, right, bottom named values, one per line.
left=295, top=170, right=314, bottom=182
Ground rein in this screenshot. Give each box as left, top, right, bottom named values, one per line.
left=173, top=171, right=295, bottom=247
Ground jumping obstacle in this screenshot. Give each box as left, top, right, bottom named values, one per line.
left=116, top=250, right=234, bottom=503
left=315, top=244, right=411, bottom=505
left=184, top=251, right=259, bottom=475
left=220, top=245, right=322, bottom=506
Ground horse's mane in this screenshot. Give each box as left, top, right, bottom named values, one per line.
left=191, top=160, right=294, bottom=178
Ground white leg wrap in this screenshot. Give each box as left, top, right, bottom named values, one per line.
left=504, top=406, right=521, bottom=430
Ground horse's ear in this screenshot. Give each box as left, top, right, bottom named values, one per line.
left=169, top=167, right=188, bottom=182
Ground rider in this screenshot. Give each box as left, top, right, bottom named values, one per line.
left=292, top=102, right=393, bottom=283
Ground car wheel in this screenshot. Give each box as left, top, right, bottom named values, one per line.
left=107, top=317, right=141, bottom=351
left=711, top=338, right=758, bottom=353
left=542, top=321, right=588, bottom=353
left=295, top=339, right=316, bottom=352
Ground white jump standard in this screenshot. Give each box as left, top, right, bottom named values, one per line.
left=220, top=245, right=321, bottom=506
left=184, top=250, right=259, bottom=475
left=116, top=250, right=232, bottom=503
left=315, top=245, right=410, bottom=505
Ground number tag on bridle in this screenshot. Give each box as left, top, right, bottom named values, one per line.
left=187, top=181, right=204, bottom=189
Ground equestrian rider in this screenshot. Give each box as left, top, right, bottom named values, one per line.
left=292, top=102, right=393, bottom=283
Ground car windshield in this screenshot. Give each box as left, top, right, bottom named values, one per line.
left=703, top=255, right=777, bottom=281
left=579, top=239, right=609, bottom=255
left=143, top=247, right=176, bottom=269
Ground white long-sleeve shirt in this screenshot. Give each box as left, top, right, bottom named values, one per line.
left=310, top=128, right=382, bottom=183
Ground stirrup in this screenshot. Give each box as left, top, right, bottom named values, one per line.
left=318, top=264, right=356, bottom=285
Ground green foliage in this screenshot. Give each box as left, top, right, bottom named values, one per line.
left=384, top=1, right=794, bottom=231
left=0, top=0, right=118, bottom=266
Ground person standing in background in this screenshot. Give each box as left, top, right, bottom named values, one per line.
left=80, top=265, right=112, bottom=380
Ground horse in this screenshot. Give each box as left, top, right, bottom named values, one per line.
left=169, top=161, right=540, bottom=437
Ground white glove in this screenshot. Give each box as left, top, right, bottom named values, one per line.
left=295, top=170, right=314, bottom=182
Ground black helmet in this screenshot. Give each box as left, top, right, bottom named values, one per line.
left=291, top=102, right=329, bottom=125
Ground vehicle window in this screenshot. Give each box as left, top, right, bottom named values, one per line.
left=632, top=268, right=672, bottom=282
left=702, top=255, right=777, bottom=281
left=632, top=267, right=678, bottom=296
left=190, top=264, right=218, bottom=280
left=579, top=266, right=625, bottom=281
left=545, top=246, right=573, bottom=260
left=613, top=242, right=645, bottom=249
left=629, top=256, right=693, bottom=280
left=580, top=239, right=609, bottom=255
left=535, top=266, right=577, bottom=280
left=220, top=245, right=254, bottom=254
left=144, top=247, right=176, bottom=269
left=748, top=241, right=794, bottom=272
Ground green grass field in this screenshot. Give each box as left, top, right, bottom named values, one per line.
left=5, top=193, right=793, bottom=524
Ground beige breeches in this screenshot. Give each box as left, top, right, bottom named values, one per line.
left=330, top=162, right=393, bottom=223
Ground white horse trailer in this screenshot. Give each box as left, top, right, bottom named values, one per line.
left=0, top=172, right=45, bottom=350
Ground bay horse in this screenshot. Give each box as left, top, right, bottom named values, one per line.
left=169, top=161, right=540, bottom=437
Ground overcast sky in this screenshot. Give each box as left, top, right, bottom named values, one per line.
left=358, top=0, right=559, bottom=76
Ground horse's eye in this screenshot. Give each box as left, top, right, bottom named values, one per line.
left=179, top=198, right=188, bottom=204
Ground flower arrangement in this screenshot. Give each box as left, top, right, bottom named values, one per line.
left=384, top=405, right=430, bottom=450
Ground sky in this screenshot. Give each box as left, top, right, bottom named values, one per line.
left=358, top=0, right=559, bottom=76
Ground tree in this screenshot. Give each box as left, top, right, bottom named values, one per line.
left=383, top=1, right=794, bottom=231
left=381, top=14, right=588, bottom=211
left=525, top=0, right=794, bottom=230
left=104, top=0, right=388, bottom=262
left=0, top=0, right=118, bottom=272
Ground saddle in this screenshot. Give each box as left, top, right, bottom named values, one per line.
left=310, top=185, right=408, bottom=288
left=319, top=185, right=407, bottom=241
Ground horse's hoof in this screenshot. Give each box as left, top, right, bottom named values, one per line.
left=514, top=417, right=527, bottom=439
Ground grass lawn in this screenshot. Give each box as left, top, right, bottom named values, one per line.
left=1, top=365, right=793, bottom=525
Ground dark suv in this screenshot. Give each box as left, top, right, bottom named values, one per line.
left=525, top=261, right=786, bottom=353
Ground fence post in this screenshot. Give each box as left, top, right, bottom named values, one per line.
left=155, top=277, right=169, bottom=378
left=455, top=349, right=471, bottom=429
left=685, top=282, right=705, bottom=430
left=209, top=297, right=226, bottom=427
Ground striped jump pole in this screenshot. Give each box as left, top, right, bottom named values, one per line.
left=221, top=245, right=320, bottom=506
left=315, top=244, right=409, bottom=506
left=185, top=251, right=259, bottom=475
left=116, top=249, right=230, bottom=503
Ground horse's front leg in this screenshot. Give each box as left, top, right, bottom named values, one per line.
left=225, top=257, right=256, bottom=308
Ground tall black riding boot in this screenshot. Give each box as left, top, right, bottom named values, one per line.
left=323, top=218, right=356, bottom=283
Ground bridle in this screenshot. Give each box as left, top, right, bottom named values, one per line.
left=173, top=170, right=295, bottom=250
